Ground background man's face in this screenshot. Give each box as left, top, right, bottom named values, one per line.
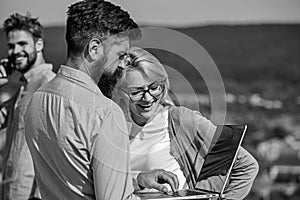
left=7, top=30, right=37, bottom=73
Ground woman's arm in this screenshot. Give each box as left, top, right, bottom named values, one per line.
left=196, top=147, right=259, bottom=200
left=222, top=147, right=259, bottom=200
left=190, top=109, right=259, bottom=199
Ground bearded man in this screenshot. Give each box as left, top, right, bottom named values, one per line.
left=0, top=13, right=55, bottom=200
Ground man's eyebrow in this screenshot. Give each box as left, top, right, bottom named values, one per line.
left=118, top=51, right=128, bottom=57
left=17, top=41, right=28, bottom=45
left=7, top=41, right=28, bottom=46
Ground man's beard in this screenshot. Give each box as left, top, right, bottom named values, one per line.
left=92, top=54, right=107, bottom=78
left=9, top=50, right=37, bottom=74
left=98, top=66, right=123, bottom=99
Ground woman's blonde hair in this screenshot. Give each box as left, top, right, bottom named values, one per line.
left=113, top=47, right=170, bottom=99
left=98, top=47, right=173, bottom=121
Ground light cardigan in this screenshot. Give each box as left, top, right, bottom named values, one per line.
left=167, top=106, right=259, bottom=200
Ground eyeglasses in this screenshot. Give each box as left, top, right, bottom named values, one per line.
left=122, top=81, right=165, bottom=101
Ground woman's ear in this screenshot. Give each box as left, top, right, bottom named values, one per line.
left=35, top=38, right=44, bottom=52
left=88, top=38, right=103, bottom=61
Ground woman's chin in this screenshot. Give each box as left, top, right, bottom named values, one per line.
left=140, top=112, right=152, bottom=120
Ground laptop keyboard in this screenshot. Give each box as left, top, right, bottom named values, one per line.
left=167, top=189, right=205, bottom=197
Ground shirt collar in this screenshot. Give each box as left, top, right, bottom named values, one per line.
left=57, top=65, right=101, bottom=94
left=24, top=63, right=53, bottom=82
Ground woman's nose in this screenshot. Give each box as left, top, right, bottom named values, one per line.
left=142, top=91, right=153, bottom=101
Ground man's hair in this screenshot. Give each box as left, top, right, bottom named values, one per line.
left=66, top=0, right=140, bottom=57
left=3, top=12, right=43, bottom=40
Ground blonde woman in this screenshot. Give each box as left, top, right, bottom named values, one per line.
left=98, top=47, right=259, bottom=199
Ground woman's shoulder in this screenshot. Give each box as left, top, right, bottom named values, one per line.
left=167, top=105, right=214, bottom=131
left=168, top=105, right=202, bottom=119
left=167, top=106, right=205, bottom=129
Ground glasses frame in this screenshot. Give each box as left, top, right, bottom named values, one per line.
left=121, top=80, right=166, bottom=102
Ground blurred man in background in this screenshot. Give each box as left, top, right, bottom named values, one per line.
left=0, top=12, right=55, bottom=200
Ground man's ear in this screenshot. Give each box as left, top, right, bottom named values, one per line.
left=35, top=38, right=44, bottom=52
left=88, top=38, right=103, bottom=61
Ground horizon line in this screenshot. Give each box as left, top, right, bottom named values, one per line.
left=38, top=21, right=300, bottom=28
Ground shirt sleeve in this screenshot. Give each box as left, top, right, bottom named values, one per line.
left=223, top=147, right=259, bottom=200
left=191, top=110, right=259, bottom=199
left=90, top=105, right=140, bottom=200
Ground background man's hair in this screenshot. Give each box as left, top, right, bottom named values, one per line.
left=3, top=12, right=44, bottom=40
left=66, top=0, right=140, bottom=57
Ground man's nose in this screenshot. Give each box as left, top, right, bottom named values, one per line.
left=12, top=45, right=22, bottom=54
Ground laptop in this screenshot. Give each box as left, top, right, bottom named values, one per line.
left=134, top=125, right=247, bottom=200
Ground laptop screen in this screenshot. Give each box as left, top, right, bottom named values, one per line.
left=198, top=125, right=247, bottom=182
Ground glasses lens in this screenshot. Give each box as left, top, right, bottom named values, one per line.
left=149, top=84, right=163, bottom=96
left=130, top=90, right=145, bottom=101
left=129, top=83, right=164, bottom=101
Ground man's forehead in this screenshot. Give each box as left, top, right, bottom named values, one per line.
left=105, top=34, right=129, bottom=45
left=8, top=29, right=31, bottom=36
left=7, top=30, right=34, bottom=43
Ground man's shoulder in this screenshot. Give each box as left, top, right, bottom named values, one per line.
left=30, top=63, right=56, bottom=84
left=94, top=96, right=125, bottom=118
left=37, top=63, right=56, bottom=77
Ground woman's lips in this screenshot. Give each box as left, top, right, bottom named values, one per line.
left=137, top=102, right=154, bottom=110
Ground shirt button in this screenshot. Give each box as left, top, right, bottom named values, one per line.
left=221, top=170, right=227, bottom=175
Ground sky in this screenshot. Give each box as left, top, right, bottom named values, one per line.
left=0, top=0, right=300, bottom=27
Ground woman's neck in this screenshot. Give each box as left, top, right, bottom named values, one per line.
left=130, top=104, right=164, bottom=126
